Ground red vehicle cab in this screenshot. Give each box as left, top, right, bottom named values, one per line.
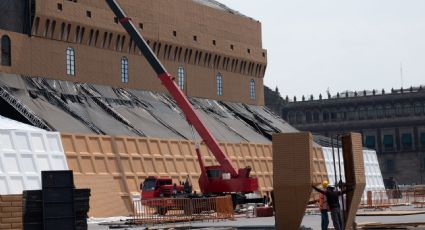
left=141, top=176, right=187, bottom=199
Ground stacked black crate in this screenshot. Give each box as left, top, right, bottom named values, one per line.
left=41, top=170, right=75, bottom=230
left=74, top=189, right=91, bottom=230
left=22, top=190, right=43, bottom=230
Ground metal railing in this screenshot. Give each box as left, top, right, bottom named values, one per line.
left=132, top=196, right=234, bottom=225
left=360, top=188, right=425, bottom=209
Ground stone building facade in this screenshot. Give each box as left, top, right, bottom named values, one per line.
left=0, top=0, right=267, bottom=105
left=281, top=88, right=425, bottom=184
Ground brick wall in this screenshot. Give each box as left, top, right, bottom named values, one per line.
left=0, top=195, right=22, bottom=230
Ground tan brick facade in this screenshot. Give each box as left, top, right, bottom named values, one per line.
left=0, top=0, right=267, bottom=105
left=273, top=132, right=330, bottom=230
left=0, top=195, right=22, bottom=230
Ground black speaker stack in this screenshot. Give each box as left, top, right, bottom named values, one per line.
left=22, top=170, right=90, bottom=230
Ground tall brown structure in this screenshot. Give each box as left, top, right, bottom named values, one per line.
left=273, top=132, right=329, bottom=230
left=0, top=0, right=267, bottom=105
left=341, top=133, right=366, bottom=230
left=280, top=88, right=425, bottom=184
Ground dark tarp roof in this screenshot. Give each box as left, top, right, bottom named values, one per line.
left=0, top=74, right=297, bottom=144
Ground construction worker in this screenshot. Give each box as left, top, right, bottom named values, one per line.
left=318, top=180, right=330, bottom=230
left=313, top=183, right=352, bottom=230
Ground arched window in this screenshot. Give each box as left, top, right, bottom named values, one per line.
left=403, top=103, right=413, bottom=116
left=296, top=111, right=303, bottom=123
left=385, top=104, right=394, bottom=118
left=178, top=66, right=185, bottom=90
left=330, top=109, right=338, bottom=121
left=305, top=111, right=312, bottom=123
left=66, top=47, right=75, bottom=75
left=250, top=79, right=256, bottom=100
left=313, top=111, right=320, bottom=122
left=376, top=105, right=384, bottom=118
left=348, top=107, right=356, bottom=120
left=216, top=73, right=223, bottom=96
left=323, top=110, right=330, bottom=122
left=414, top=102, right=423, bottom=115
left=395, top=104, right=403, bottom=117
left=339, top=108, right=347, bottom=120
left=367, top=106, right=375, bottom=119
left=358, top=106, right=366, bottom=120
left=121, top=57, right=129, bottom=83
left=287, top=112, right=295, bottom=123
left=1, top=36, right=11, bottom=66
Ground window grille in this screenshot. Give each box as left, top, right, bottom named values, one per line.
left=66, top=47, right=75, bottom=75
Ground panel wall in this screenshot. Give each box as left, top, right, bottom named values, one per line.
left=322, top=147, right=386, bottom=200
left=0, top=130, right=68, bottom=195
left=61, top=133, right=273, bottom=217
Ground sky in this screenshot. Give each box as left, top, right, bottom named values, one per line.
left=218, top=0, right=425, bottom=98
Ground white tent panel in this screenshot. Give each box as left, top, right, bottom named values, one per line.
left=322, top=147, right=345, bottom=187
left=0, top=115, right=46, bottom=131
left=322, top=147, right=386, bottom=200
left=0, top=129, right=68, bottom=195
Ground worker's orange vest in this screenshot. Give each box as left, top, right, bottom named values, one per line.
left=319, top=193, right=329, bottom=210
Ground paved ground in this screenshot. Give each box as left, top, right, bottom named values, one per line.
left=88, top=206, right=425, bottom=229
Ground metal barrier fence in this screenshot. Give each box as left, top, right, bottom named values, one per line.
left=360, top=188, right=425, bottom=209
left=132, top=196, right=234, bottom=225
left=413, top=187, right=425, bottom=208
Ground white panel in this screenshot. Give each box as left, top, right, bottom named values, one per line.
left=0, top=128, right=68, bottom=195
left=0, top=130, right=14, bottom=150
left=35, top=155, right=51, bottom=171
left=322, top=147, right=386, bottom=201
left=9, top=176, right=24, bottom=194
left=14, top=132, right=31, bottom=151
left=51, top=155, right=68, bottom=170
left=0, top=156, right=3, bottom=173
left=31, top=133, right=47, bottom=153
left=322, top=147, right=345, bottom=187
left=0, top=177, right=7, bottom=194
left=0, top=115, right=46, bottom=131
left=26, top=176, right=41, bottom=190
left=46, top=133, right=64, bottom=152
left=4, top=153, right=20, bottom=174
left=21, top=154, right=37, bottom=173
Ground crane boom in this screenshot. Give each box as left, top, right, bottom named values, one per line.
left=105, top=0, right=258, bottom=194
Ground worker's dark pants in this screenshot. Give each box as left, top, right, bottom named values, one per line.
left=330, top=208, right=343, bottom=230
left=320, top=209, right=329, bottom=230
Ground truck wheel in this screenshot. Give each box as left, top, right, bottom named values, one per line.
left=157, top=207, right=168, bottom=215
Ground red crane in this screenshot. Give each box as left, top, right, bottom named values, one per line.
left=105, top=0, right=258, bottom=195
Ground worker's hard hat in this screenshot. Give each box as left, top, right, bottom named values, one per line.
left=322, top=180, right=329, bottom=188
